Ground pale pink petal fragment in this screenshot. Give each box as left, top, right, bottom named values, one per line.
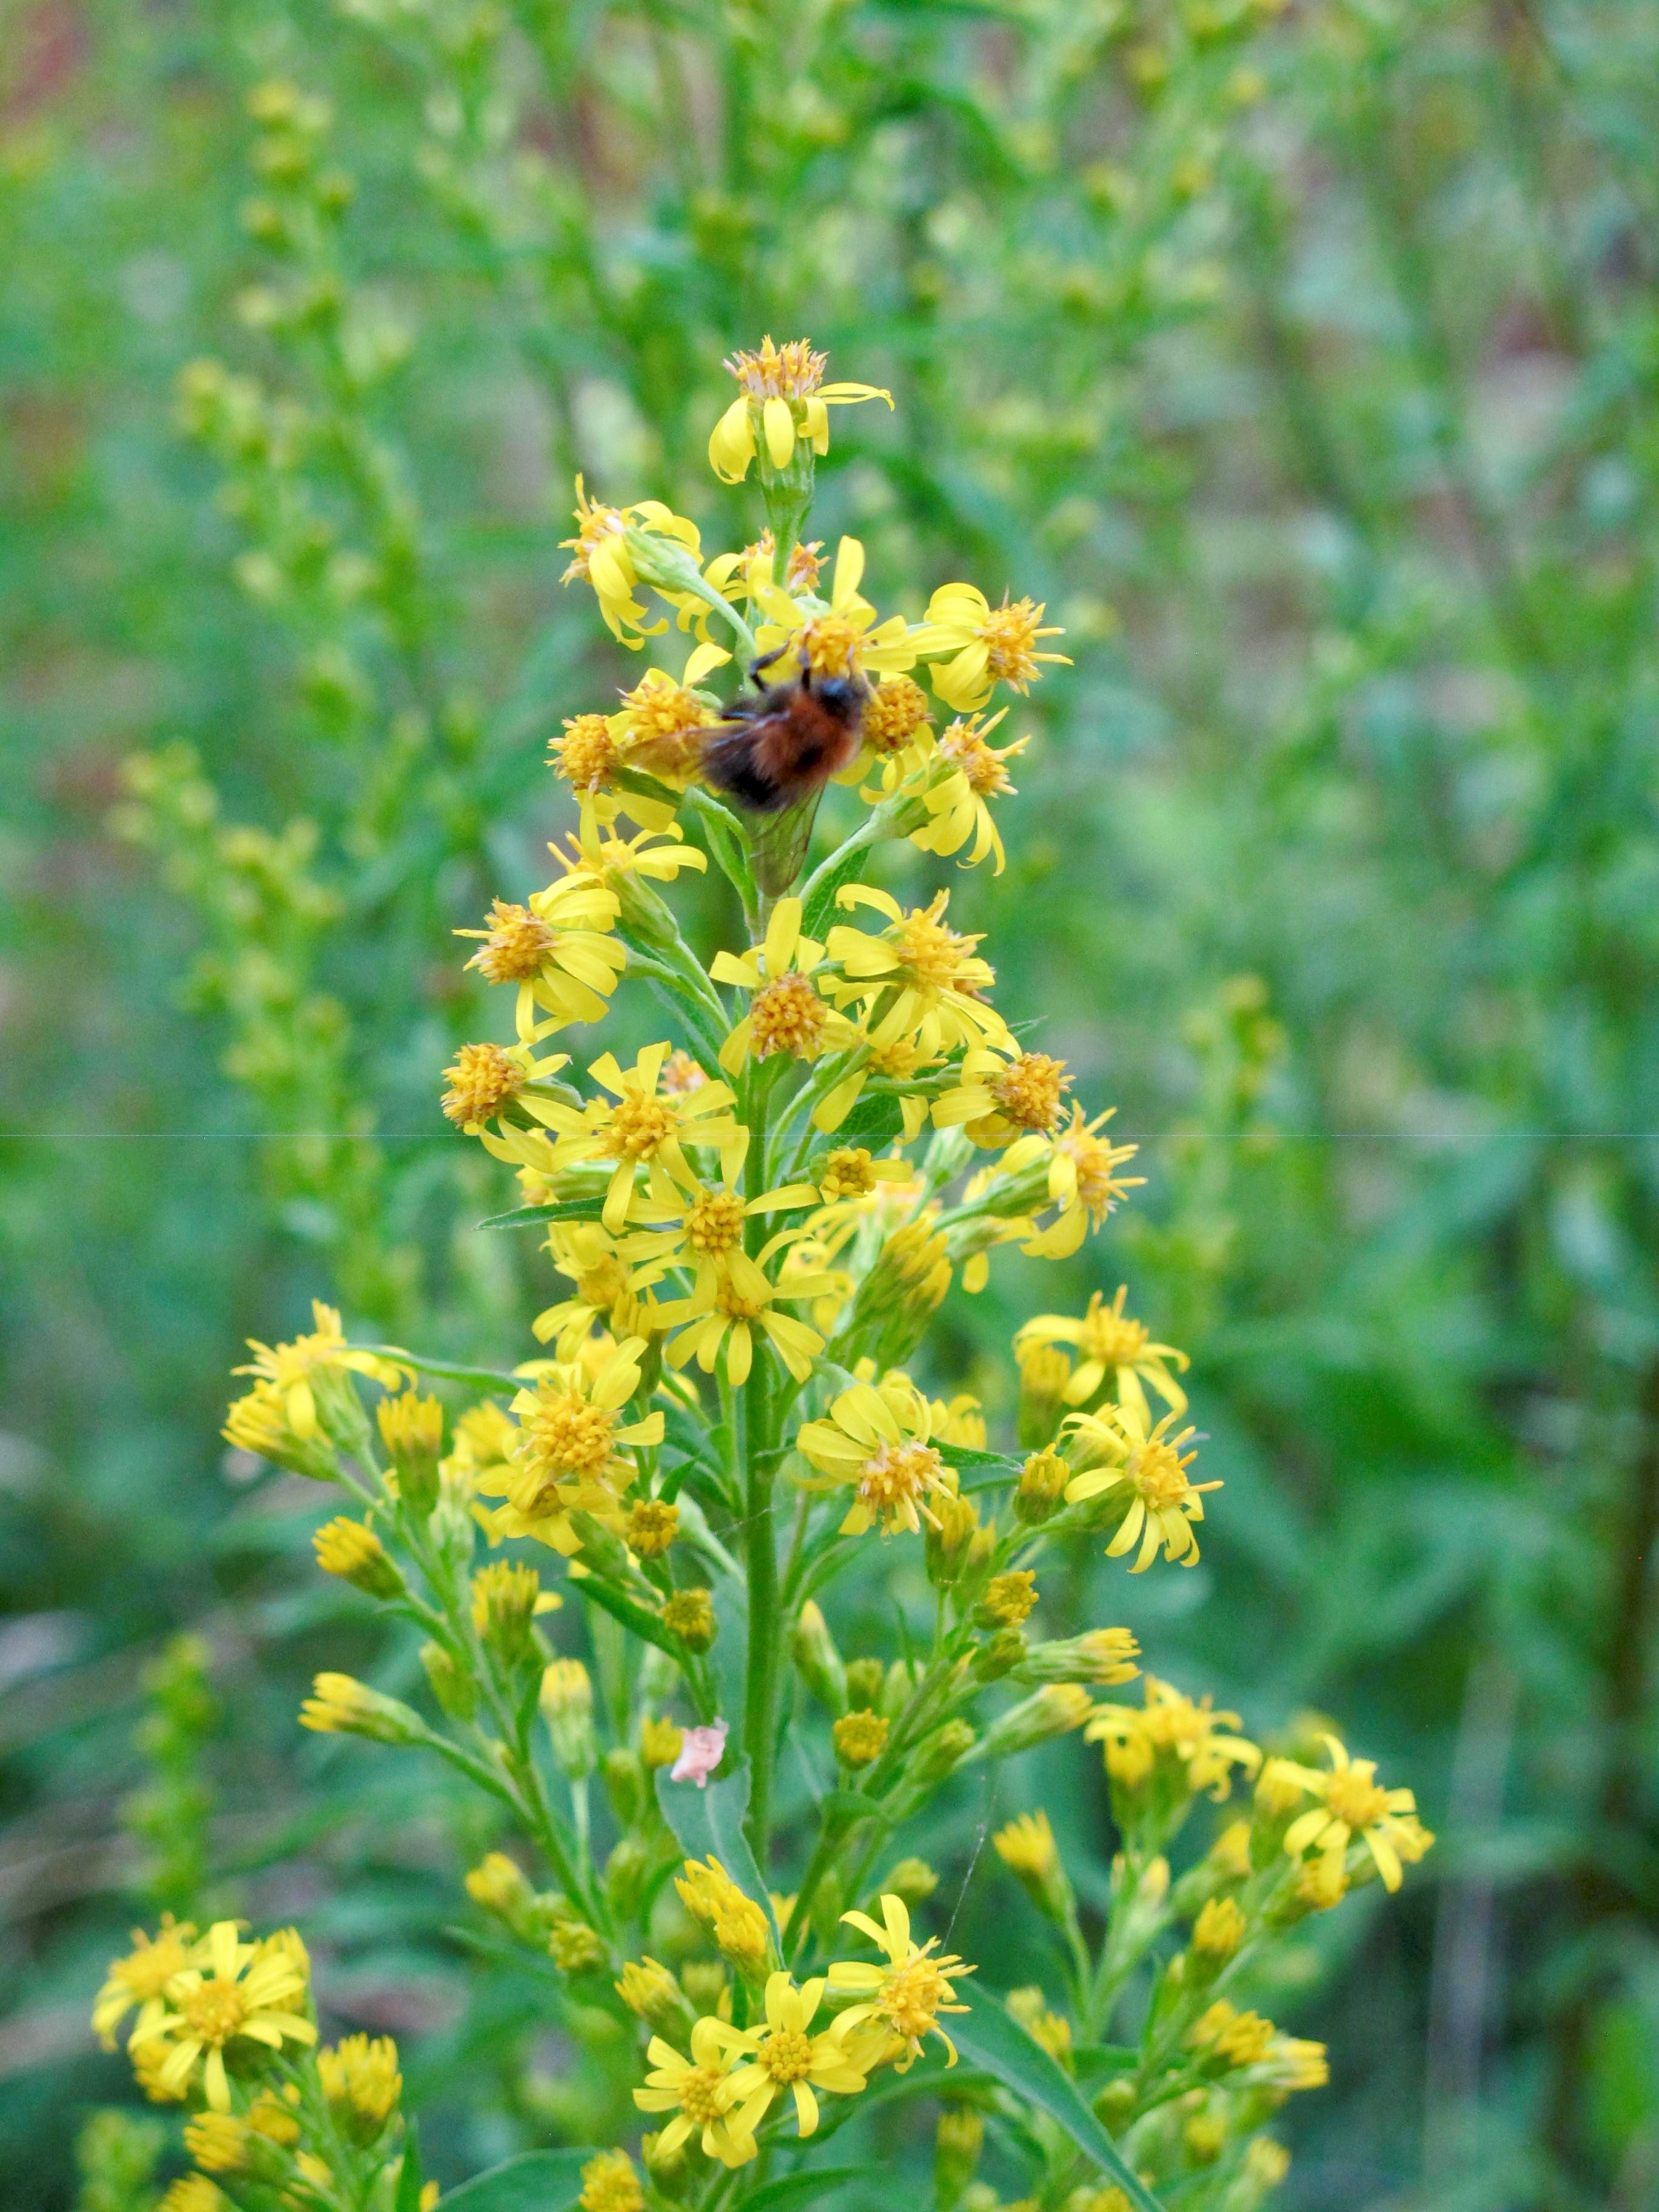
left=669, top=1720, right=729, bottom=1789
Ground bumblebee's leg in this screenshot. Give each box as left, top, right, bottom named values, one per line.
left=747, top=644, right=788, bottom=685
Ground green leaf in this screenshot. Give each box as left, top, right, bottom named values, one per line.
left=439, top=2148, right=601, bottom=2210
left=478, top=1199, right=609, bottom=1232
left=654, top=1757, right=779, bottom=1937
left=802, top=834, right=876, bottom=939
left=743, top=2167, right=873, bottom=2212
left=395, top=2128, right=425, bottom=2212
left=951, top=1989, right=1165, bottom=2212
left=936, top=1442, right=1019, bottom=1473
left=363, top=1346, right=522, bottom=1395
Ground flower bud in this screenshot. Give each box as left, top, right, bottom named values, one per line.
left=974, top=1684, right=1093, bottom=1760
left=883, top=1657, right=924, bottom=1715
left=1016, top=1343, right=1072, bottom=1450
left=1191, top=1894, right=1246, bottom=1962
left=833, top=1710, right=890, bottom=1769
left=541, top=1659, right=597, bottom=1778
left=935, top=2107, right=984, bottom=2210
left=642, top=2131, right=690, bottom=2199
left=318, top=2034, right=401, bottom=2143
left=879, top=1857, right=940, bottom=1907
left=926, top=1488, right=980, bottom=1587
left=661, top=1587, right=717, bottom=1654
left=471, top=1561, right=543, bottom=1664
left=300, top=1672, right=425, bottom=1744
left=971, top=1627, right=1028, bottom=1681
left=466, top=1852, right=536, bottom=1932
left=844, top=1656, right=885, bottom=1710
left=549, top=1915, right=606, bottom=1972
left=602, top=1745, right=646, bottom=1826
left=312, top=1517, right=403, bottom=1601
left=1014, top=1447, right=1070, bottom=1524
left=420, top=1641, right=477, bottom=1721
left=625, top=1499, right=679, bottom=1557
left=792, top=1600, right=846, bottom=1713
left=975, top=1570, right=1037, bottom=1629
left=377, top=1391, right=443, bottom=1513
left=911, top=1718, right=977, bottom=1783
left=615, top=1955, right=689, bottom=2032
left=605, top=1836, right=649, bottom=1917
left=580, top=2151, right=643, bottom=2212
left=993, top=1809, right=1074, bottom=1923
left=639, top=1714, right=684, bottom=1770
left=1017, top=1627, right=1141, bottom=1687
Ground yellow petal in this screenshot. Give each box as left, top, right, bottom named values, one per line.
left=763, top=397, right=796, bottom=469
left=709, top=398, right=756, bottom=484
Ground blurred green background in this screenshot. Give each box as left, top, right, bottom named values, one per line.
left=4, top=0, right=1658, bottom=2204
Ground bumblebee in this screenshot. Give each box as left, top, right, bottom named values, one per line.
left=700, top=643, right=870, bottom=815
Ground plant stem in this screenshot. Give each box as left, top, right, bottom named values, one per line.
left=742, top=1344, right=779, bottom=1863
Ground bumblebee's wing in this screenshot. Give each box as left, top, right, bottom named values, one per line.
left=745, top=788, right=824, bottom=899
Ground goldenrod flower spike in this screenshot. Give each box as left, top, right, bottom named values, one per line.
left=708, top=338, right=892, bottom=484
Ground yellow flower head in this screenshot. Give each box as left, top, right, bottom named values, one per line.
left=126, top=1920, right=316, bottom=2112
left=533, top=1221, right=657, bottom=1361
left=827, top=1893, right=974, bottom=2070
left=230, top=1300, right=406, bottom=1452
left=870, top=709, right=1030, bottom=874
left=1191, top=1895, right=1247, bottom=1959
left=525, top=1042, right=745, bottom=1233
left=560, top=476, right=703, bottom=648
left=932, top=1041, right=1072, bottom=1149
left=183, top=2111, right=247, bottom=2174
left=708, top=337, right=892, bottom=483
left=1062, top=1398, right=1221, bottom=1572
left=913, top=583, right=1070, bottom=713
left=796, top=1375, right=953, bottom=1538
left=93, top=1916, right=200, bottom=2049
left=456, top=869, right=626, bottom=1044
left=318, top=2033, right=402, bottom=2134
left=1010, top=1106, right=1144, bottom=1261
left=823, top=885, right=1010, bottom=1082
left=712, top=898, right=857, bottom=1075
left=632, top=2014, right=756, bottom=2168
left=1016, top=1287, right=1188, bottom=1417
left=580, top=2151, right=645, bottom=2212
left=863, top=672, right=934, bottom=755
left=993, top=1810, right=1059, bottom=1881
left=1085, top=1675, right=1261, bottom=1803
left=479, top=1337, right=663, bottom=1552
left=705, top=1971, right=882, bottom=2143
left=623, top=1173, right=830, bottom=1386
left=1279, top=1735, right=1432, bottom=1894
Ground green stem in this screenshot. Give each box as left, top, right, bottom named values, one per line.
left=742, top=1345, right=779, bottom=1864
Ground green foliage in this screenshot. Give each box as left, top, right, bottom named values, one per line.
left=4, top=2, right=1658, bottom=2210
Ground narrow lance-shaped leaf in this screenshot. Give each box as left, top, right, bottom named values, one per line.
left=439, top=2148, right=603, bottom=2211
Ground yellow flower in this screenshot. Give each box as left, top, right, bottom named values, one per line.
left=626, top=1498, right=680, bottom=1556
left=640, top=1714, right=685, bottom=1769
left=1084, top=1675, right=1261, bottom=1802
left=1279, top=1735, right=1433, bottom=1894
left=707, top=1971, right=880, bottom=2140
left=1004, top=1105, right=1143, bottom=1260
left=993, top=1810, right=1059, bottom=1881
left=1190, top=2005, right=1329, bottom=2091
left=159, top=2181, right=226, bottom=2212
left=608, top=662, right=721, bottom=785
left=871, top=711, right=1030, bottom=874
left=632, top=2015, right=755, bottom=2167
left=534, top=1221, right=659, bottom=1359
left=1016, top=1287, right=1188, bottom=1417
left=931, top=1042, right=1072, bottom=1148
left=319, top=2033, right=402, bottom=2133
left=480, top=1337, right=664, bottom=1552
left=230, top=1301, right=406, bottom=1447
left=580, top=2151, right=645, bottom=2212
left=862, top=672, right=934, bottom=756
left=312, top=1517, right=400, bottom=1600
left=92, top=1916, right=199, bottom=2049
left=520, top=1042, right=746, bottom=1233
left=912, top=583, right=1070, bottom=712
left=828, top=1893, right=974, bottom=2070
left=979, top=1570, right=1037, bottom=1626
left=457, top=879, right=626, bottom=1047
left=560, top=476, right=703, bottom=648
left=711, top=897, right=858, bottom=1074
left=821, top=886, right=1010, bottom=1104
left=796, top=1374, right=954, bottom=1537
left=834, top=1709, right=890, bottom=1768
left=743, top=534, right=917, bottom=689
left=127, top=1920, right=315, bottom=2112
left=182, top=2112, right=248, bottom=2173
left=621, top=1174, right=830, bottom=1382
left=708, top=337, right=892, bottom=483
left=1062, top=1398, right=1221, bottom=1571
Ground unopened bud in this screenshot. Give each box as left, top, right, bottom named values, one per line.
left=883, top=1658, right=923, bottom=1716
left=974, top=1684, right=1093, bottom=1760
left=1014, top=1448, right=1070, bottom=1524
left=471, top=1561, right=543, bottom=1664
left=792, top=1600, right=846, bottom=1712
left=420, top=1642, right=477, bottom=1721
left=844, top=1655, right=885, bottom=1709
left=300, top=1672, right=424, bottom=1745
left=615, top=1956, right=688, bottom=2032
left=605, top=1836, right=649, bottom=1917
left=993, top=1809, right=1073, bottom=1923
left=661, top=1587, right=717, bottom=1654
left=549, top=1916, right=606, bottom=1973
left=312, top=1517, right=403, bottom=1600
left=876, top=1857, right=939, bottom=1909
left=911, top=1719, right=976, bottom=1784
left=541, top=1660, right=597, bottom=1777
left=1016, top=1342, right=1072, bottom=1450
left=833, top=1710, right=890, bottom=1769
left=1018, top=1627, right=1141, bottom=1687
left=935, top=2107, right=984, bottom=2210
left=377, top=1391, right=443, bottom=1513
left=975, top=1570, right=1037, bottom=1629
left=603, top=1745, right=646, bottom=1826
left=972, top=1627, right=1028, bottom=1681
left=926, top=1488, right=980, bottom=1587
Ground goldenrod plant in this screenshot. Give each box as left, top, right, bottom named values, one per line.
left=98, top=354, right=1431, bottom=2212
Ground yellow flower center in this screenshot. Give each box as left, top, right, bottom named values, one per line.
left=685, top=1188, right=747, bottom=1255
left=750, top=971, right=825, bottom=1059
left=869, top=1035, right=928, bottom=1079
left=879, top=1954, right=950, bottom=2042
left=819, top=1147, right=876, bottom=1199
left=561, top=498, right=626, bottom=582
left=715, top=1278, right=768, bottom=1321
left=555, top=714, right=620, bottom=790
left=940, top=720, right=1016, bottom=795
left=1129, top=1439, right=1191, bottom=1510
left=474, top=902, right=554, bottom=984
left=1079, top=1304, right=1148, bottom=1367
left=1324, top=1769, right=1390, bottom=1830
left=741, top=530, right=824, bottom=591
left=1062, top=1118, right=1138, bottom=1219
left=893, top=897, right=979, bottom=993
left=576, top=1255, right=632, bottom=1311
left=759, top=2028, right=816, bottom=2082
left=443, top=1042, right=523, bottom=1127
left=724, top=336, right=826, bottom=401
left=798, top=612, right=864, bottom=679
left=603, top=1090, right=678, bottom=1158
left=856, top=1438, right=946, bottom=1525
left=183, top=1977, right=248, bottom=2046
left=118, top=1941, right=190, bottom=1999
left=974, top=597, right=1047, bottom=687
left=620, top=675, right=709, bottom=740
left=523, top=1391, right=617, bottom=1476
left=677, top=2065, right=729, bottom=2124
left=863, top=675, right=931, bottom=754
left=989, top=1051, right=1069, bottom=1132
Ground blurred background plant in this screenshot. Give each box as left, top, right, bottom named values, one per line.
left=3, top=0, right=1657, bottom=2205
